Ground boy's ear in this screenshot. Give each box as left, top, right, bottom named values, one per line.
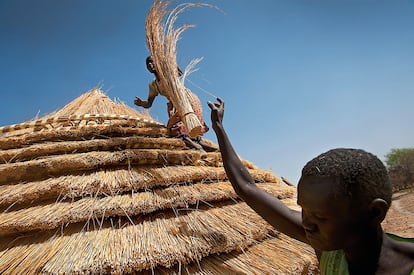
left=369, top=198, right=388, bottom=223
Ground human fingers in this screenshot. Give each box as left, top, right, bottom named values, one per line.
left=215, top=98, right=224, bottom=109
left=207, top=101, right=215, bottom=110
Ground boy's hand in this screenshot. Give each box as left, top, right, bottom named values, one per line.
left=167, top=112, right=181, bottom=128
left=208, top=98, right=224, bottom=130
left=134, top=96, right=145, bottom=106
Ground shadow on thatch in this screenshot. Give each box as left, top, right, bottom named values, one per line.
left=0, top=89, right=318, bottom=274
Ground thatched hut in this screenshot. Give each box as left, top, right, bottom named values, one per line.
left=0, top=89, right=318, bottom=274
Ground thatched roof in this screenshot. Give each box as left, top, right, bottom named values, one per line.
left=0, top=89, right=318, bottom=274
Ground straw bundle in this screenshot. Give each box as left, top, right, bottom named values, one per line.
left=145, top=0, right=212, bottom=138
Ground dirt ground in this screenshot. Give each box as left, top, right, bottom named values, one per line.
left=382, top=188, right=414, bottom=238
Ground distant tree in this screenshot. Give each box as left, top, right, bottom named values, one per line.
left=384, top=148, right=414, bottom=191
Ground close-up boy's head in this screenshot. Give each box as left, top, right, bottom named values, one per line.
left=146, top=56, right=156, bottom=74
left=300, top=148, right=392, bottom=208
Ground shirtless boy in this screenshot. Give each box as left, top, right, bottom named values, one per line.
left=208, top=98, right=414, bottom=274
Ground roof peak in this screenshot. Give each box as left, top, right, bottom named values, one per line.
left=42, top=88, right=150, bottom=119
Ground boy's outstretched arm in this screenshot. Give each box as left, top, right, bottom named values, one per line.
left=208, top=98, right=308, bottom=244
left=134, top=93, right=156, bottom=109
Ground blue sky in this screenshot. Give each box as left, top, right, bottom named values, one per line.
left=1, top=0, right=413, bottom=183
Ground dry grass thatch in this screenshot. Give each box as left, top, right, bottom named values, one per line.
left=0, top=166, right=278, bottom=207
left=0, top=81, right=318, bottom=272
left=0, top=89, right=160, bottom=137
left=0, top=202, right=280, bottom=274
left=0, top=126, right=168, bottom=150
left=0, top=182, right=295, bottom=234
left=145, top=0, right=217, bottom=138
left=46, top=88, right=152, bottom=118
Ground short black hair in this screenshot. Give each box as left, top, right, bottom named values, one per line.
left=146, top=56, right=156, bottom=73
left=301, top=148, right=392, bottom=206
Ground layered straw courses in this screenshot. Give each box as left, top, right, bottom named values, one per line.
left=146, top=0, right=215, bottom=137
left=0, top=149, right=221, bottom=184
left=154, top=234, right=318, bottom=275
left=0, top=126, right=168, bottom=150
left=0, top=166, right=277, bottom=207
left=0, top=201, right=310, bottom=274
left=0, top=114, right=161, bottom=135
left=0, top=136, right=186, bottom=163
left=0, top=182, right=294, bottom=234
left=0, top=88, right=318, bottom=273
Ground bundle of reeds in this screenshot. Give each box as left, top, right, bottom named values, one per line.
left=145, top=0, right=212, bottom=138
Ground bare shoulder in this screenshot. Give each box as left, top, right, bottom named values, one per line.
left=388, top=233, right=414, bottom=254
left=379, top=235, right=414, bottom=274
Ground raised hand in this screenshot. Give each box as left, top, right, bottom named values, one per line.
left=207, top=98, right=224, bottom=130
left=134, top=96, right=147, bottom=107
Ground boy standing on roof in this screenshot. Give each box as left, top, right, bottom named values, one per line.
left=135, top=56, right=217, bottom=152
left=208, top=98, right=414, bottom=274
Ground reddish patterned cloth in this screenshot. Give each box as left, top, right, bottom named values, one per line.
left=149, top=80, right=208, bottom=136
left=168, top=89, right=208, bottom=137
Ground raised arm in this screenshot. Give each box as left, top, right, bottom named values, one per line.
left=208, top=98, right=308, bottom=243
left=134, top=92, right=157, bottom=109
left=134, top=81, right=159, bottom=109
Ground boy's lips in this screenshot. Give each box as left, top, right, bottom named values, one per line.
left=305, top=232, right=319, bottom=242
left=305, top=233, right=324, bottom=249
